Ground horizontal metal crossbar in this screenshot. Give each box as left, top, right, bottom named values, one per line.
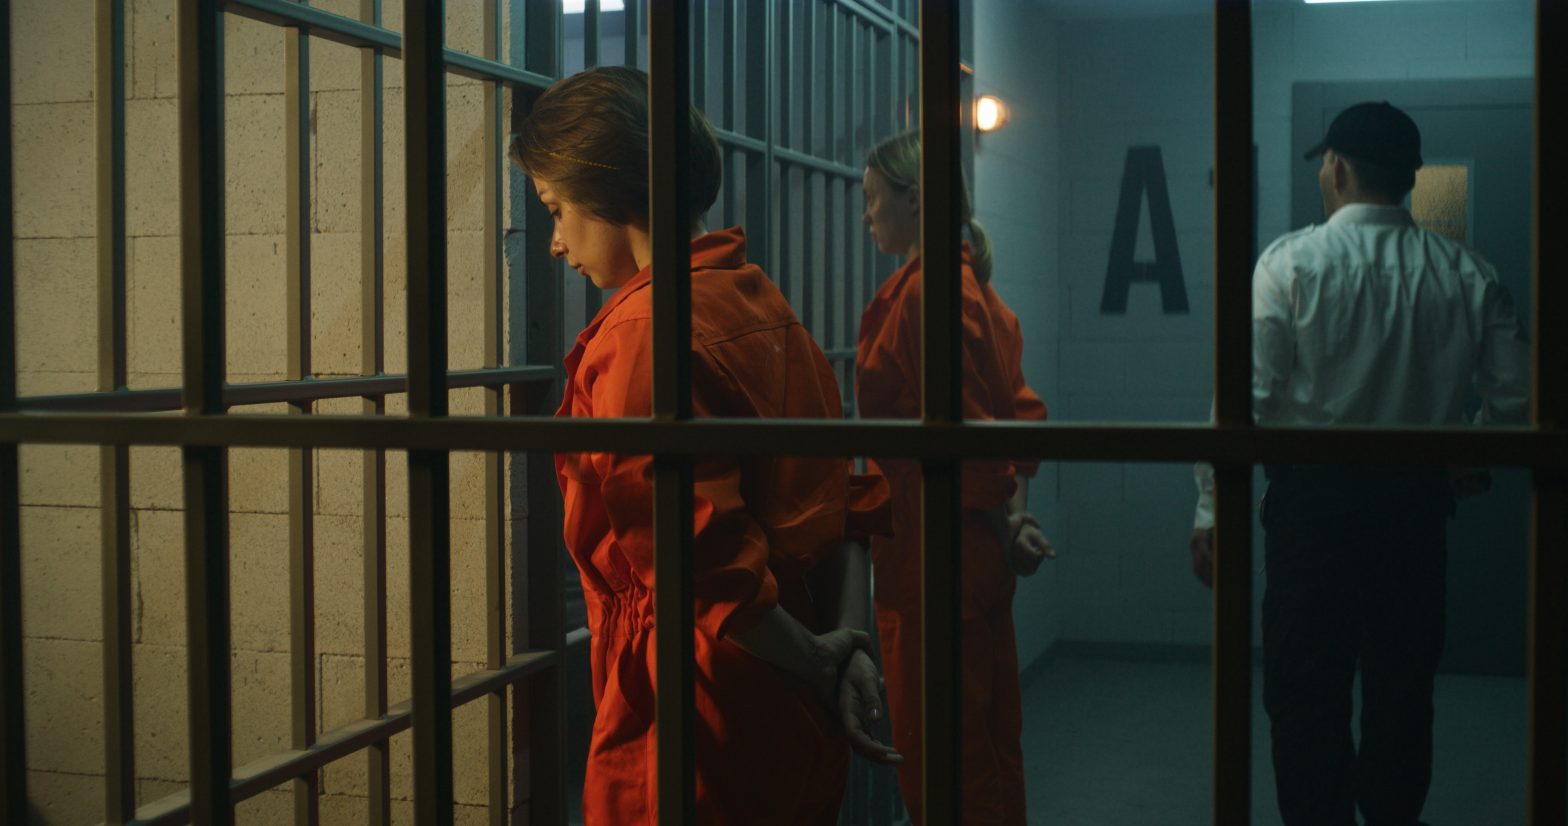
left=222, top=0, right=554, bottom=90
left=777, top=145, right=864, bottom=181
left=15, top=366, right=553, bottom=413
left=123, top=649, right=557, bottom=826
left=713, top=127, right=865, bottom=181
left=2, top=413, right=1561, bottom=467
left=831, top=0, right=918, bottom=39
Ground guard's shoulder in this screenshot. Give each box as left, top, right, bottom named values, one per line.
left=1260, top=224, right=1319, bottom=258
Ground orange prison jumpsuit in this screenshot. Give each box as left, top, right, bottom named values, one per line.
left=557, top=227, right=890, bottom=825
left=855, top=247, right=1048, bottom=825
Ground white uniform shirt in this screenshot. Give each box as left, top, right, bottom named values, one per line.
left=1193, top=203, right=1530, bottom=529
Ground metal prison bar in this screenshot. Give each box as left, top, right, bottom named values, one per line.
left=0, top=4, right=1564, bottom=826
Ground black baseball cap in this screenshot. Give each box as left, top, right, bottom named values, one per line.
left=1303, top=101, right=1423, bottom=172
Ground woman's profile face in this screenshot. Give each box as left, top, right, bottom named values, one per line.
left=534, top=179, right=643, bottom=291
left=861, top=166, right=919, bottom=259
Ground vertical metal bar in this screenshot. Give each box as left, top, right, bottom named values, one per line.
left=691, top=0, right=707, bottom=112
left=827, top=8, right=839, bottom=164
left=720, top=2, right=739, bottom=227
left=96, top=1, right=135, bottom=822
left=481, top=2, right=509, bottom=824
left=722, top=0, right=737, bottom=135
left=649, top=3, right=696, bottom=825
left=356, top=3, right=391, bottom=824
left=0, top=0, right=23, bottom=820
left=284, top=6, right=320, bottom=823
left=624, top=0, right=641, bottom=68
left=404, top=2, right=452, bottom=823
left=803, top=168, right=816, bottom=334
left=918, top=2, right=963, bottom=822
left=779, top=0, right=793, bottom=151
left=179, top=0, right=232, bottom=822
left=1529, top=2, right=1567, bottom=824
left=803, top=0, right=815, bottom=156
left=583, top=0, right=600, bottom=68
left=744, top=0, right=772, bottom=270
left=582, top=0, right=604, bottom=324
left=520, top=3, right=567, bottom=823
left=1212, top=2, right=1255, bottom=824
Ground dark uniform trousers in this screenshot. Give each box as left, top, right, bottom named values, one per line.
left=1261, top=466, right=1453, bottom=826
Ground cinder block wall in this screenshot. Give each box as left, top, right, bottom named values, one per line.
left=14, top=1, right=527, bottom=822
left=972, top=0, right=1065, bottom=672
left=974, top=0, right=1536, bottom=657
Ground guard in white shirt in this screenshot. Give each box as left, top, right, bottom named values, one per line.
left=1189, top=102, right=1529, bottom=826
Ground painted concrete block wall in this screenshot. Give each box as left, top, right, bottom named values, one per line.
left=1046, top=8, right=1217, bottom=650
left=12, top=1, right=528, bottom=822
left=973, top=0, right=1065, bottom=672
left=974, top=0, right=1535, bottom=655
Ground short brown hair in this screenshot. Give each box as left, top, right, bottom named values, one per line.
left=510, top=66, right=721, bottom=227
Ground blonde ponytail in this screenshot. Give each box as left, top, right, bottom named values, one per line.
left=966, top=217, right=993, bottom=284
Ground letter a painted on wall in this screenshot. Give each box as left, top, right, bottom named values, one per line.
left=1100, top=146, right=1189, bottom=314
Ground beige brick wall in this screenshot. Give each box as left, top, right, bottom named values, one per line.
left=13, top=0, right=529, bottom=821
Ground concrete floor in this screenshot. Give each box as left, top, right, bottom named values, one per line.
left=1019, top=652, right=1528, bottom=825
left=563, top=647, right=1529, bottom=824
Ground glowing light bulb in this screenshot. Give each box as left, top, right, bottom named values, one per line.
left=975, top=95, right=1009, bottom=133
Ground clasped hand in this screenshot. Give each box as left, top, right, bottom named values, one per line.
left=810, top=628, right=903, bottom=766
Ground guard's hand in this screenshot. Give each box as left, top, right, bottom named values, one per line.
left=1190, top=527, right=1215, bottom=589
left=836, top=649, right=903, bottom=766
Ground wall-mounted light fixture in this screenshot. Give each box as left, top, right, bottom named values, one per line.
left=976, top=94, right=1010, bottom=133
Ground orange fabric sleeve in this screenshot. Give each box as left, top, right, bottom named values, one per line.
left=956, top=279, right=1020, bottom=511
left=1000, top=309, right=1048, bottom=479
left=582, top=317, right=780, bottom=641
left=846, top=469, right=893, bottom=541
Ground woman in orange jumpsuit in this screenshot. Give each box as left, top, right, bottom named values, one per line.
left=512, top=66, right=899, bottom=825
left=856, top=129, right=1054, bottom=825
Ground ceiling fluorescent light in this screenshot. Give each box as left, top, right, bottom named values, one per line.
left=563, top=0, right=626, bottom=12
left=1303, top=0, right=1399, bottom=4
